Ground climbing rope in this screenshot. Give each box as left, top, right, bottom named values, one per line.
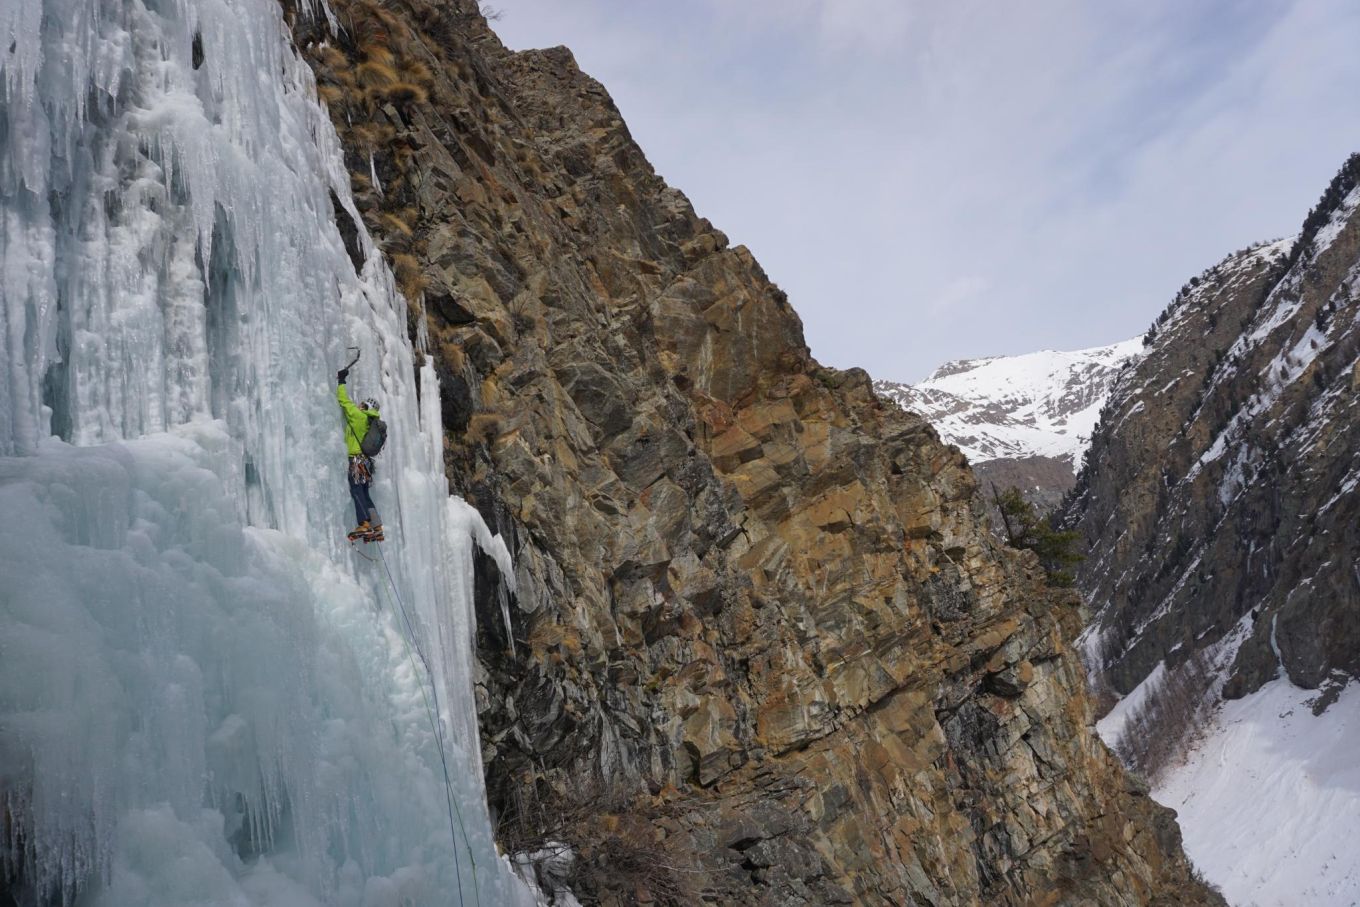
left=363, top=541, right=483, bottom=907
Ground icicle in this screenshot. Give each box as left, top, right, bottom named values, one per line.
left=369, top=152, right=383, bottom=197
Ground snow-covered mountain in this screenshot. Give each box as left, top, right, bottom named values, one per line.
left=875, top=339, right=1145, bottom=469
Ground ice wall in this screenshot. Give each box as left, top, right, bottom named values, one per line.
left=0, top=0, right=532, bottom=903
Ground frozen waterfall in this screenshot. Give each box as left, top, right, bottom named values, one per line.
left=0, top=0, right=533, bottom=903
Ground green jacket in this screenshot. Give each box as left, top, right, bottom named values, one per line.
left=338, top=383, right=378, bottom=456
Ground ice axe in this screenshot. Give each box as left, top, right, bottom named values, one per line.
left=337, top=347, right=361, bottom=384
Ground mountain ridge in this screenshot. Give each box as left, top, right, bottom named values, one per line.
left=875, top=338, right=1144, bottom=468
left=875, top=339, right=1143, bottom=511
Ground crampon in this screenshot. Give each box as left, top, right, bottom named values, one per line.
left=346, top=523, right=384, bottom=543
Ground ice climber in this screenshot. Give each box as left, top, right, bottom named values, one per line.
left=338, top=366, right=386, bottom=542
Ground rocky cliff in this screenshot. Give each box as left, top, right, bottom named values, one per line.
left=288, top=2, right=1219, bottom=902
left=1065, top=155, right=1360, bottom=705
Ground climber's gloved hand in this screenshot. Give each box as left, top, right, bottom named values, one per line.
left=337, top=368, right=349, bottom=384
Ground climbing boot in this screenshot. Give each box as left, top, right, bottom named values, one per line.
left=347, top=521, right=371, bottom=541
left=363, top=524, right=385, bottom=543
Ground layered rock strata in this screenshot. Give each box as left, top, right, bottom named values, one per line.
left=1065, top=156, right=1360, bottom=701
left=288, top=2, right=1220, bottom=903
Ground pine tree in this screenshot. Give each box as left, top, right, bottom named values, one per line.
left=992, top=485, right=1084, bottom=587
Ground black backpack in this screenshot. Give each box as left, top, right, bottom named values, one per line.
left=360, top=417, right=387, bottom=457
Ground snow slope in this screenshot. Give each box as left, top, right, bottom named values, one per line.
left=1152, top=680, right=1360, bottom=907
left=1092, top=613, right=1360, bottom=907
left=875, top=339, right=1144, bottom=466
left=0, top=0, right=532, bottom=903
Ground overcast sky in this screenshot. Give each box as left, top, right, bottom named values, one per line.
left=493, top=1, right=1360, bottom=382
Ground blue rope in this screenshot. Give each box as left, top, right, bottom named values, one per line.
left=370, top=542, right=483, bottom=907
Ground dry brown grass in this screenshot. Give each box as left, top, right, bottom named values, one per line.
left=329, top=67, right=359, bottom=95
left=379, top=82, right=428, bottom=106
left=391, top=253, right=427, bottom=299
left=316, top=83, right=345, bottom=106
left=390, top=251, right=420, bottom=274
left=350, top=122, right=395, bottom=150
left=367, top=4, right=404, bottom=34
left=316, top=45, right=348, bottom=70
left=346, top=12, right=391, bottom=57
left=378, top=211, right=414, bottom=236
left=356, top=60, right=398, bottom=90
left=465, top=412, right=504, bottom=446
left=413, top=5, right=443, bottom=31
left=390, top=143, right=418, bottom=171
left=442, top=342, right=466, bottom=374
left=359, top=43, right=394, bottom=67
left=397, top=58, right=433, bottom=86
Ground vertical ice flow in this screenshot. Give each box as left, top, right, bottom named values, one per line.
left=0, top=0, right=533, bottom=903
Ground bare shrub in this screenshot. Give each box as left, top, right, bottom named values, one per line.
left=1190, top=861, right=1225, bottom=896
left=1114, top=650, right=1216, bottom=783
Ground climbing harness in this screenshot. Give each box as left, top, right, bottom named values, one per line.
left=348, top=455, right=374, bottom=485
left=365, top=542, right=482, bottom=907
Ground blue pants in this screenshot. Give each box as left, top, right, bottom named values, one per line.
left=348, top=474, right=378, bottom=526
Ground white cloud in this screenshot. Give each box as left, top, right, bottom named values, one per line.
left=813, top=0, right=918, bottom=53
left=930, top=276, right=990, bottom=313
left=699, top=0, right=918, bottom=54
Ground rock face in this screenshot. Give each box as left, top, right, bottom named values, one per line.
left=1064, top=155, right=1360, bottom=702
left=289, top=2, right=1219, bottom=903
left=876, top=341, right=1143, bottom=512
left=972, top=455, right=1082, bottom=516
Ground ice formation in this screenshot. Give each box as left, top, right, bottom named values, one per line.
left=0, top=0, right=533, bottom=903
